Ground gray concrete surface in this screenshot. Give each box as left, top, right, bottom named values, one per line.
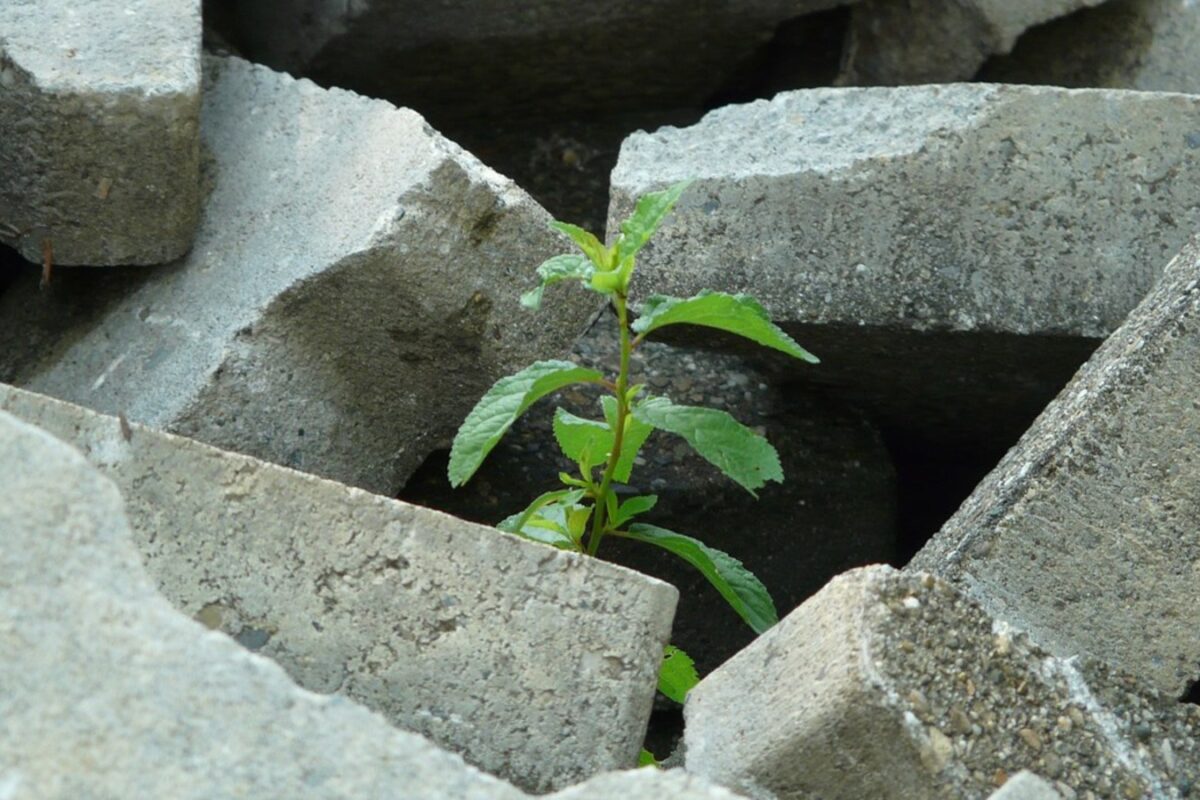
left=0, top=0, right=201, bottom=265
left=610, top=83, right=1200, bottom=447
left=0, top=383, right=678, bottom=793
left=684, top=566, right=1199, bottom=799
left=838, top=0, right=1107, bottom=84
left=911, top=234, right=1200, bottom=698
left=0, top=55, right=600, bottom=495
left=0, top=408, right=526, bottom=800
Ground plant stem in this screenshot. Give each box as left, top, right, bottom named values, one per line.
left=587, top=293, right=633, bottom=556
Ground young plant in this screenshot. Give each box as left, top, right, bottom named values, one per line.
left=448, top=180, right=817, bottom=759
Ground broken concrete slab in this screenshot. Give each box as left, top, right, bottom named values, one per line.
left=217, top=1, right=850, bottom=127
left=610, top=84, right=1200, bottom=448
left=0, top=55, right=600, bottom=495
left=837, top=0, right=1106, bottom=85
left=982, top=0, right=1200, bottom=95
left=0, top=408, right=527, bottom=800
left=684, top=566, right=1200, bottom=800
left=910, top=235, right=1200, bottom=698
left=0, top=0, right=201, bottom=266
left=0, top=383, right=677, bottom=793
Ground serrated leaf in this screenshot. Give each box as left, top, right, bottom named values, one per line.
left=616, top=180, right=692, bottom=265
left=657, top=645, right=700, bottom=704
left=610, top=494, right=657, bottom=528
left=553, top=408, right=612, bottom=471
left=631, top=396, right=781, bottom=496
left=497, top=514, right=575, bottom=550
left=623, top=523, right=778, bottom=634
left=550, top=221, right=609, bottom=269
left=449, top=361, right=604, bottom=486
left=502, top=488, right=584, bottom=535
left=600, top=396, right=653, bottom=483
left=633, top=291, right=818, bottom=364
left=521, top=253, right=594, bottom=310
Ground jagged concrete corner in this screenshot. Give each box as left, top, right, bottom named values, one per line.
left=684, top=566, right=1199, bottom=799
left=0, top=55, right=601, bottom=494
left=610, top=84, right=1200, bottom=447
left=0, top=383, right=678, bottom=793
left=912, top=234, right=1200, bottom=697
left=0, top=0, right=201, bottom=265
left=0, top=407, right=527, bottom=800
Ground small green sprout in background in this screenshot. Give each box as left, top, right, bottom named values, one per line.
left=448, top=180, right=818, bottom=764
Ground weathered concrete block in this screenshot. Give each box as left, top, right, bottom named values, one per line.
left=988, top=771, right=1061, bottom=800
left=550, top=770, right=747, bottom=800
left=0, top=55, right=599, bottom=494
left=684, top=566, right=1200, bottom=800
left=0, top=408, right=526, bottom=800
left=610, top=84, right=1200, bottom=447
left=837, top=0, right=1106, bottom=84
left=983, top=0, right=1200, bottom=95
left=0, top=383, right=677, bottom=793
left=0, top=0, right=201, bottom=265
left=219, top=0, right=849, bottom=125
left=911, top=236, right=1200, bottom=698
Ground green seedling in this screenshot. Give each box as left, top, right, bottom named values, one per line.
left=448, top=180, right=818, bottom=763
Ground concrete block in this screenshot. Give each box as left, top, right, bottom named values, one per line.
left=550, top=770, right=748, bottom=800
left=0, top=55, right=600, bottom=495
left=0, top=0, right=201, bottom=266
left=911, top=235, right=1200, bottom=697
left=610, top=84, right=1200, bottom=447
left=218, top=0, right=849, bottom=125
left=683, top=566, right=1200, bottom=800
left=837, top=0, right=1106, bottom=84
left=983, top=0, right=1200, bottom=95
left=0, top=383, right=678, bottom=793
left=0, top=408, right=525, bottom=800
left=988, top=771, right=1061, bottom=800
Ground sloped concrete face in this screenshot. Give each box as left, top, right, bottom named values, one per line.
left=610, top=84, right=1200, bottom=446
left=0, top=55, right=600, bottom=494
left=684, top=566, right=1200, bottom=800
left=911, top=236, right=1200, bottom=698
left=0, top=384, right=677, bottom=793
left=220, top=0, right=849, bottom=124
left=0, top=0, right=201, bottom=266
left=983, top=0, right=1200, bottom=94
left=0, top=409, right=526, bottom=800
left=837, top=0, right=1107, bottom=84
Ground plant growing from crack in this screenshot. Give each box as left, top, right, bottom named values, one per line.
left=448, top=180, right=818, bottom=763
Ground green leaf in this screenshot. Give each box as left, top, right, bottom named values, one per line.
left=520, top=253, right=594, bottom=310
left=633, top=291, right=818, bottom=364
left=616, top=180, right=692, bottom=265
left=638, top=749, right=660, bottom=768
left=610, top=494, right=657, bottom=528
left=497, top=512, right=575, bottom=550
left=600, top=396, right=653, bottom=484
left=449, top=361, right=604, bottom=487
left=550, top=221, right=609, bottom=269
left=622, top=523, right=778, bottom=634
left=631, top=396, right=782, bottom=496
left=657, top=645, right=700, bottom=704
left=553, top=409, right=612, bottom=471
left=502, top=488, right=584, bottom=535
